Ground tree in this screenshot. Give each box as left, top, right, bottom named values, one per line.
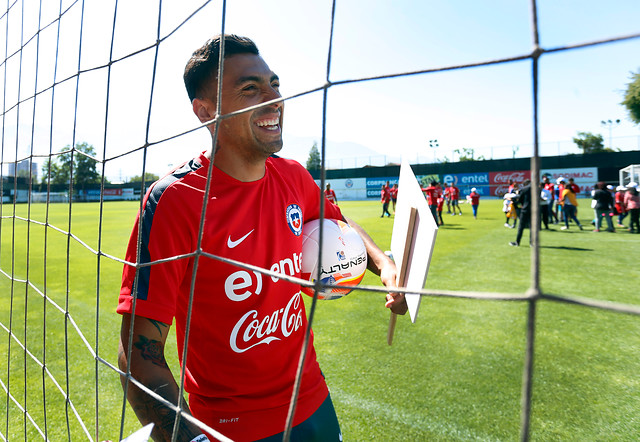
left=130, top=172, right=160, bottom=183
left=622, top=69, right=640, bottom=125
left=41, top=142, right=102, bottom=189
left=454, top=147, right=484, bottom=162
left=306, top=141, right=321, bottom=171
left=572, top=132, right=614, bottom=154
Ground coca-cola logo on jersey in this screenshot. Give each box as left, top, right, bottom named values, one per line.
left=225, top=251, right=304, bottom=354
left=229, top=291, right=303, bottom=353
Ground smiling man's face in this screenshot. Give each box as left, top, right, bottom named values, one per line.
left=214, top=53, right=284, bottom=160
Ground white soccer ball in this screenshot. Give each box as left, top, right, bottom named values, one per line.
left=301, top=218, right=368, bottom=300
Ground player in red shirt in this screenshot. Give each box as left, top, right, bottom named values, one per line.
left=436, top=193, right=445, bottom=226
left=421, top=180, right=439, bottom=223
left=380, top=184, right=391, bottom=217
left=449, top=183, right=462, bottom=215
left=117, top=35, right=407, bottom=442
left=467, top=188, right=481, bottom=219
left=390, top=183, right=398, bottom=212
left=324, top=183, right=338, bottom=205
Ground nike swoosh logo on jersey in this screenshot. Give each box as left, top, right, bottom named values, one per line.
left=227, top=230, right=254, bottom=248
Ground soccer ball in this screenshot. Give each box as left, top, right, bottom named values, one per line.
left=301, top=218, right=368, bottom=300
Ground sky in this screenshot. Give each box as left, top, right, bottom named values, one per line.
left=1, top=0, right=640, bottom=182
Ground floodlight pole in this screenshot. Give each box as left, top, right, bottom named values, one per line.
left=600, top=119, right=621, bottom=149
left=429, top=139, right=439, bottom=163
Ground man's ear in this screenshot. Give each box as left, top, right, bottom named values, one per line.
left=192, top=98, right=215, bottom=124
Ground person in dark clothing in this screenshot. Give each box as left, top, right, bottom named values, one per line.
left=592, top=181, right=615, bottom=232
left=509, top=179, right=532, bottom=247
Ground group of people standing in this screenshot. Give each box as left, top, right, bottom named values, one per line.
left=592, top=182, right=640, bottom=233
left=380, top=181, right=398, bottom=217
left=421, top=181, right=464, bottom=226
left=503, top=176, right=640, bottom=247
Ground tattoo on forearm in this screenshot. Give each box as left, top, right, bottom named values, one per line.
left=146, top=318, right=168, bottom=336
left=132, top=388, right=200, bottom=440
left=134, top=335, right=168, bottom=368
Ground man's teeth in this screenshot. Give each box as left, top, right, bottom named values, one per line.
left=256, top=119, right=279, bottom=127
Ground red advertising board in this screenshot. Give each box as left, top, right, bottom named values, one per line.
left=489, top=170, right=531, bottom=197
left=103, top=188, right=123, bottom=196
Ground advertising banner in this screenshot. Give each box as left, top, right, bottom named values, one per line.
left=416, top=174, right=440, bottom=188
left=540, top=167, right=598, bottom=195
left=442, top=172, right=490, bottom=196
left=489, top=170, right=531, bottom=196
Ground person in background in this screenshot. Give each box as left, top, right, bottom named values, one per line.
left=449, top=183, right=462, bottom=215
left=436, top=192, right=445, bottom=226
left=555, top=177, right=566, bottom=224
left=324, top=183, right=338, bottom=205
left=381, top=184, right=391, bottom=217
left=443, top=182, right=452, bottom=214
left=422, top=181, right=439, bottom=223
left=624, top=182, right=640, bottom=233
left=592, top=181, right=615, bottom=232
left=390, top=183, right=398, bottom=213
left=614, top=185, right=628, bottom=228
left=467, top=187, right=481, bottom=219
left=559, top=181, right=583, bottom=231
left=542, top=176, right=558, bottom=224
left=503, top=188, right=518, bottom=229
left=539, top=181, right=551, bottom=230
left=567, top=177, right=580, bottom=194
left=509, top=179, right=532, bottom=247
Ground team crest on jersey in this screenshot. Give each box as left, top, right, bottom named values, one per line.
left=286, top=204, right=303, bottom=236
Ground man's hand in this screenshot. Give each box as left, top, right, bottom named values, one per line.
left=379, top=258, right=408, bottom=315
left=343, top=216, right=408, bottom=315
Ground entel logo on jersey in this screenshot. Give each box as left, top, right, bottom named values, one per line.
left=286, top=204, right=303, bottom=236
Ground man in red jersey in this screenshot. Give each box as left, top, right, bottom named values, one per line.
left=390, top=183, right=398, bottom=212
left=117, top=35, right=406, bottom=442
left=422, top=180, right=439, bottom=223
left=449, top=183, right=462, bottom=215
left=324, top=183, right=338, bottom=205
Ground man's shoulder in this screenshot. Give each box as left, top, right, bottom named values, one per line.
left=146, top=157, right=206, bottom=208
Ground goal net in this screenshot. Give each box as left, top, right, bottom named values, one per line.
left=1, top=1, right=639, bottom=441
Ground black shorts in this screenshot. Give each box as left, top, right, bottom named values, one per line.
left=255, top=393, right=342, bottom=442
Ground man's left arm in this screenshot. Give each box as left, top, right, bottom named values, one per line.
left=343, top=215, right=408, bottom=315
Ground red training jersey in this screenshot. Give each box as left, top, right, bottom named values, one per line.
left=422, top=186, right=438, bottom=206
left=469, top=192, right=480, bottom=205
left=324, top=189, right=337, bottom=203
left=381, top=187, right=391, bottom=203
left=117, top=153, right=342, bottom=441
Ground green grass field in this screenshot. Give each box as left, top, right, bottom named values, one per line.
left=1, top=198, right=639, bottom=441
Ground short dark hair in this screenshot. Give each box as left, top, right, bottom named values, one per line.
left=183, top=34, right=259, bottom=102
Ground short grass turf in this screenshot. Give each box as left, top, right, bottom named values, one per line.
left=1, top=198, right=639, bottom=441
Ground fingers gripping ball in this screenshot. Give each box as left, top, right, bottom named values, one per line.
left=301, top=219, right=368, bottom=300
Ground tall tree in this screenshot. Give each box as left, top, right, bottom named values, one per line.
left=572, top=132, right=613, bottom=154
left=41, top=142, right=102, bottom=188
left=306, top=141, right=321, bottom=170
left=622, top=69, right=640, bottom=125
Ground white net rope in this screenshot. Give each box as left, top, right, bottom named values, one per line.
left=1, top=0, right=639, bottom=441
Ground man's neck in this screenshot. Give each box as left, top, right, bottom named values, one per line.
left=205, top=148, right=267, bottom=182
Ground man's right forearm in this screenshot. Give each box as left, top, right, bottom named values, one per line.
left=123, top=370, right=203, bottom=441
left=118, top=313, right=206, bottom=441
